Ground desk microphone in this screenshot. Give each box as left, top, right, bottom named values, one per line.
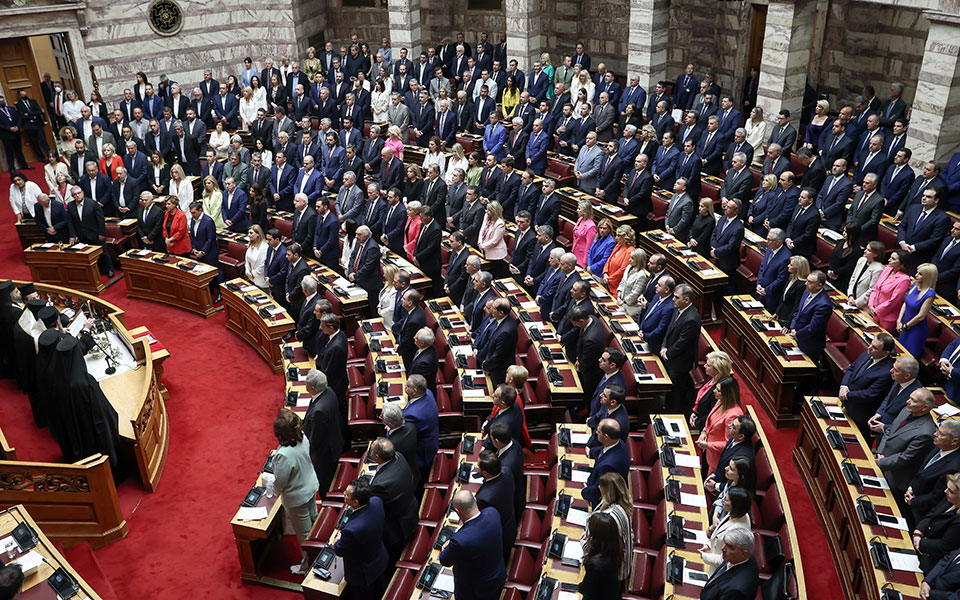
left=81, top=302, right=118, bottom=375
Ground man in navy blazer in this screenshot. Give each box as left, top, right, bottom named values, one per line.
left=334, top=479, right=388, bottom=598
left=587, top=349, right=628, bottom=416
left=880, top=149, right=916, bottom=215
left=784, top=188, right=820, bottom=259
left=819, top=120, right=856, bottom=167
left=619, top=74, right=646, bottom=114
left=532, top=180, right=561, bottom=236
left=481, top=300, right=519, bottom=386
left=587, top=385, right=630, bottom=456
left=939, top=339, right=960, bottom=405
left=818, top=159, right=853, bottom=231
left=839, top=333, right=896, bottom=439
left=475, top=451, right=517, bottom=562
left=710, top=199, right=745, bottom=279
left=581, top=419, right=631, bottom=508
left=212, top=85, right=239, bottom=129
left=438, top=491, right=507, bottom=600
left=33, top=194, right=69, bottom=242
left=311, top=199, right=340, bottom=269
left=765, top=173, right=800, bottom=231
left=482, top=384, right=525, bottom=451
left=347, top=226, right=383, bottom=317
left=676, top=140, right=702, bottom=199
left=268, top=152, right=296, bottom=211
left=201, top=150, right=224, bottom=187
left=379, top=189, right=407, bottom=255
left=263, top=230, right=288, bottom=302
left=898, top=187, right=952, bottom=268
left=934, top=222, right=960, bottom=304
left=651, top=131, right=680, bottom=190
left=525, top=119, right=551, bottom=176
left=639, top=275, right=676, bottom=353
left=699, top=531, right=760, bottom=600
left=140, top=86, right=165, bottom=121
left=697, top=117, right=726, bottom=177
left=785, top=271, right=832, bottom=362
left=221, top=179, right=249, bottom=233
left=294, top=156, right=323, bottom=202
left=188, top=202, right=221, bottom=300
left=897, top=161, right=945, bottom=219
left=755, top=230, right=792, bottom=312
left=402, top=375, right=439, bottom=479
left=905, top=421, right=960, bottom=523
left=920, top=548, right=960, bottom=599
left=78, top=163, right=115, bottom=216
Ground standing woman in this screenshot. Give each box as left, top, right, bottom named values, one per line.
left=804, top=100, right=833, bottom=152
left=540, top=53, right=555, bottom=98
left=710, top=455, right=756, bottom=524
left=254, top=138, right=273, bottom=168
left=385, top=126, right=405, bottom=162
left=162, top=197, right=191, bottom=256
left=502, top=77, right=520, bottom=118
left=403, top=201, right=423, bottom=259
left=52, top=172, right=71, bottom=204
left=270, top=408, right=320, bottom=575
left=745, top=107, right=767, bottom=163
left=98, top=144, right=123, bottom=179
left=747, top=174, right=778, bottom=236
left=422, top=137, right=446, bottom=180
left=868, top=251, right=911, bottom=331
left=602, top=225, right=636, bottom=291
left=773, top=255, right=810, bottom=327
left=578, top=512, right=623, bottom=600
left=44, top=151, right=68, bottom=191
left=847, top=241, right=885, bottom=309
left=445, top=143, right=468, bottom=185
left=379, top=38, right=393, bottom=69
left=245, top=224, right=268, bottom=290
left=897, top=263, right=938, bottom=357
left=617, top=248, right=649, bottom=320
left=209, top=121, right=231, bottom=159
left=371, top=79, right=390, bottom=122
left=700, top=487, right=753, bottom=573
left=400, top=165, right=423, bottom=202
left=248, top=185, right=269, bottom=232
left=61, top=90, right=84, bottom=125
left=378, top=264, right=400, bottom=330
left=697, top=376, right=745, bottom=476
left=57, top=126, right=78, bottom=162
left=465, top=152, right=483, bottom=186
left=586, top=218, right=616, bottom=275
left=479, top=201, right=508, bottom=277
left=201, top=175, right=225, bottom=228
left=88, top=91, right=109, bottom=121
left=340, top=219, right=359, bottom=274
left=133, top=72, right=149, bottom=102
left=827, top=224, right=863, bottom=291
left=690, top=351, right=734, bottom=432
left=583, top=472, right=633, bottom=584
left=636, top=124, right=659, bottom=164
left=250, top=76, right=267, bottom=112
left=147, top=151, right=169, bottom=196
left=572, top=200, right=598, bottom=266
left=687, top=198, right=716, bottom=257
left=239, top=87, right=259, bottom=130
left=302, top=47, right=322, bottom=82
left=169, top=164, right=194, bottom=214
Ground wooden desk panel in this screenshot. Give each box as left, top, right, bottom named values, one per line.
left=426, top=297, right=494, bottom=417
left=222, top=278, right=295, bottom=373
left=16, top=220, right=47, bottom=250
left=24, top=243, right=104, bottom=294
left=556, top=186, right=639, bottom=231
left=120, top=250, right=219, bottom=317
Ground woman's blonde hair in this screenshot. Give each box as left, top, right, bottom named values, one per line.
left=451, top=143, right=465, bottom=160
left=763, top=173, right=777, bottom=189
left=598, top=472, right=633, bottom=517
left=102, top=143, right=115, bottom=156
left=816, top=99, right=830, bottom=113
left=705, top=350, right=733, bottom=379
left=242, top=86, right=253, bottom=98
left=248, top=224, right=265, bottom=247
left=506, top=365, right=528, bottom=388
left=202, top=175, right=219, bottom=196
left=946, top=473, right=960, bottom=505
left=577, top=199, right=594, bottom=220
left=539, top=52, right=552, bottom=66
left=615, top=225, right=636, bottom=247
left=699, top=198, right=712, bottom=211
left=597, top=218, right=615, bottom=236
left=388, top=125, right=402, bottom=138
left=486, top=200, right=504, bottom=222
left=791, top=255, right=811, bottom=280
left=407, top=164, right=423, bottom=178
left=916, top=263, right=939, bottom=291
left=406, top=200, right=422, bottom=213
left=751, top=106, right=764, bottom=123
left=642, top=124, right=657, bottom=138
left=382, top=263, right=399, bottom=286
left=629, top=247, right=647, bottom=268
left=169, top=163, right=186, bottom=180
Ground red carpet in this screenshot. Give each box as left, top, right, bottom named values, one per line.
left=0, top=164, right=841, bottom=597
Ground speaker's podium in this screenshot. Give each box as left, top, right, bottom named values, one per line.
left=23, top=242, right=105, bottom=294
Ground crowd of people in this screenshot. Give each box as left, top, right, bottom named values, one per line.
left=6, top=27, right=960, bottom=600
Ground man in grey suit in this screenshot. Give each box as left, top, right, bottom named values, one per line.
left=664, top=177, right=695, bottom=240
left=336, top=171, right=365, bottom=223
left=272, top=108, right=297, bottom=149
left=719, top=152, right=753, bottom=205
left=387, top=92, right=412, bottom=143
left=574, top=131, right=603, bottom=193
left=87, top=124, right=117, bottom=158
left=877, top=388, right=937, bottom=508
left=767, top=110, right=797, bottom=154
left=846, top=173, right=884, bottom=241
left=592, top=92, right=616, bottom=142
left=445, top=168, right=468, bottom=229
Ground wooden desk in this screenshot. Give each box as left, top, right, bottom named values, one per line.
left=426, top=297, right=494, bottom=417
left=556, top=187, right=638, bottom=231
left=230, top=455, right=296, bottom=591
left=636, top=230, right=728, bottom=324
left=355, top=319, right=409, bottom=411
left=279, top=341, right=315, bottom=420
left=0, top=505, right=105, bottom=599
left=489, top=278, right=583, bottom=401
left=720, top=295, right=818, bottom=427
left=119, top=249, right=219, bottom=317
left=794, top=398, right=923, bottom=600
left=24, top=243, right=104, bottom=294
left=222, top=278, right=295, bottom=373
left=15, top=220, right=46, bottom=249
left=104, top=216, right=139, bottom=248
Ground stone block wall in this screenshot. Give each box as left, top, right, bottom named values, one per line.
left=323, top=1, right=389, bottom=49
left=83, top=0, right=299, bottom=102
left=293, top=0, right=329, bottom=51
left=420, top=0, right=506, bottom=52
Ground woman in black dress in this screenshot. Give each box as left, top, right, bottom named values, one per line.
left=248, top=185, right=269, bottom=232
left=827, top=223, right=862, bottom=292
left=578, top=512, right=623, bottom=600
left=400, top=164, right=424, bottom=203
left=687, top=198, right=716, bottom=258
left=774, top=255, right=811, bottom=327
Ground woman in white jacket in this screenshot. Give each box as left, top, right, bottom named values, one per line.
left=377, top=264, right=400, bottom=329
left=244, top=225, right=269, bottom=289
left=699, top=486, right=753, bottom=573
left=846, top=240, right=886, bottom=309
left=617, top=248, right=649, bottom=320
left=479, top=201, right=508, bottom=278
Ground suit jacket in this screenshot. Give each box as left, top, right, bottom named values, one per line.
left=413, top=219, right=442, bottom=277
left=211, top=93, right=239, bottom=129
left=189, top=213, right=218, bottom=267
left=135, top=202, right=164, bottom=250
left=318, top=329, right=348, bottom=401
left=784, top=204, right=820, bottom=259
left=482, top=317, right=519, bottom=384
left=303, top=388, right=343, bottom=496
left=723, top=141, right=754, bottom=172
left=574, top=144, right=604, bottom=192
left=935, top=237, right=960, bottom=300
left=916, top=498, right=960, bottom=573
left=347, top=238, right=382, bottom=297
left=140, top=95, right=165, bottom=121
left=582, top=440, right=630, bottom=508
left=663, top=305, right=702, bottom=375
left=369, top=456, right=419, bottom=552
left=33, top=200, right=70, bottom=243
left=876, top=408, right=936, bottom=492
left=623, top=168, right=653, bottom=219
left=765, top=186, right=800, bottom=230
left=458, top=199, right=485, bottom=247
left=757, top=247, right=792, bottom=312
left=221, top=188, right=249, bottom=233
left=264, top=242, right=288, bottom=300
left=820, top=132, right=855, bottom=167
left=78, top=173, right=115, bottom=215
left=596, top=153, right=626, bottom=200
left=403, top=391, right=439, bottom=472
left=878, top=379, right=921, bottom=430
left=898, top=205, right=952, bottom=266
left=922, top=549, right=960, bottom=600
left=846, top=189, right=884, bottom=241
left=818, top=175, right=854, bottom=232
left=901, top=175, right=946, bottom=215
left=840, top=352, right=895, bottom=427
left=65, top=199, right=105, bottom=243
left=665, top=192, right=695, bottom=241
left=710, top=215, right=745, bottom=274
left=719, top=169, right=753, bottom=205
left=311, top=211, right=339, bottom=269
left=333, top=496, right=388, bottom=590
left=285, top=258, right=311, bottom=316
left=698, top=130, right=725, bottom=177
left=767, top=124, right=797, bottom=153
left=789, top=290, right=832, bottom=360
left=700, top=556, right=760, bottom=600
left=476, top=470, right=517, bottom=555
left=910, top=449, right=960, bottom=523
left=638, top=294, right=675, bottom=354
left=444, top=248, right=471, bottom=305
left=409, top=345, right=439, bottom=395
left=437, top=507, right=507, bottom=600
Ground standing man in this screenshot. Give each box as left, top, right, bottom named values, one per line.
left=16, top=89, right=51, bottom=159
left=346, top=225, right=382, bottom=317
left=333, top=478, right=388, bottom=599
left=438, top=491, right=507, bottom=599
left=302, top=369, right=343, bottom=498
left=0, top=94, right=29, bottom=170
left=659, top=284, right=702, bottom=414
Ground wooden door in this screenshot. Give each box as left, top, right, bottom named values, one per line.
left=748, top=4, right=767, bottom=74
left=0, top=36, right=48, bottom=164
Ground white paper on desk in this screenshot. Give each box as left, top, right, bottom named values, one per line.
left=462, top=389, right=487, bottom=398
left=686, top=528, right=710, bottom=545
left=334, top=277, right=351, bottom=287
left=379, top=346, right=398, bottom=355
left=937, top=403, right=960, bottom=417
left=562, top=541, right=584, bottom=563
left=558, top=592, right=579, bottom=600
left=10, top=550, right=43, bottom=575
left=39, top=243, right=56, bottom=249
left=268, top=307, right=286, bottom=315
left=119, top=218, right=137, bottom=226
left=862, top=474, right=890, bottom=490
left=679, top=492, right=708, bottom=507
left=240, top=284, right=257, bottom=292
left=570, top=432, right=591, bottom=445
left=785, top=347, right=804, bottom=356
left=826, top=407, right=847, bottom=419
left=566, top=508, right=589, bottom=527
left=296, top=395, right=311, bottom=408
left=452, top=345, right=474, bottom=357
left=525, top=321, right=545, bottom=330
left=876, top=512, right=909, bottom=531
left=682, top=567, right=710, bottom=587
left=673, top=452, right=701, bottom=469
left=434, top=572, right=456, bottom=593
left=941, top=305, right=960, bottom=317
left=619, top=322, right=640, bottom=332
left=660, top=233, right=675, bottom=241
left=519, top=301, right=538, bottom=310
left=659, top=417, right=688, bottom=438
left=346, top=288, right=368, bottom=299
left=742, top=300, right=764, bottom=309
left=70, top=243, right=88, bottom=250
left=385, top=364, right=405, bottom=373
left=502, top=281, right=520, bottom=291
left=571, top=469, right=590, bottom=483
left=237, top=506, right=269, bottom=521
left=889, top=550, right=923, bottom=573
left=701, top=268, right=722, bottom=276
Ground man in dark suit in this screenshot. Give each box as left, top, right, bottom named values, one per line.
left=438, top=490, right=507, bottom=600
left=346, top=226, right=382, bottom=318
left=268, top=151, right=296, bottom=211
left=333, top=478, right=388, bottom=599
left=263, top=229, right=288, bottom=302
left=290, top=194, right=317, bottom=263
left=317, top=315, right=349, bottom=430
left=303, top=369, right=344, bottom=498
left=897, top=160, right=945, bottom=219
left=522, top=226, right=557, bottom=292
left=171, top=122, right=200, bottom=176
left=134, top=192, right=164, bottom=251
left=570, top=307, right=606, bottom=404
left=905, top=420, right=960, bottom=524
left=379, top=188, right=408, bottom=255
left=443, top=232, right=472, bottom=304
left=699, top=528, right=760, bottom=600
left=710, top=198, right=746, bottom=287
left=585, top=349, right=629, bottom=417
left=507, top=212, right=536, bottom=282
left=878, top=83, right=908, bottom=131
left=718, top=152, right=753, bottom=206
left=623, top=154, right=653, bottom=225
left=818, top=159, right=854, bottom=231
left=69, top=141, right=99, bottom=184
left=78, top=162, right=115, bottom=217
left=413, top=205, right=443, bottom=296
left=369, top=437, right=420, bottom=566
left=481, top=384, right=525, bottom=454
left=284, top=243, right=311, bottom=316
left=402, top=374, right=439, bottom=481
left=409, top=327, right=439, bottom=395
left=33, top=193, right=69, bottom=243
left=880, top=149, right=916, bottom=216
left=221, top=178, right=249, bottom=233
left=311, top=199, right=340, bottom=269
left=660, top=284, right=702, bottom=414
left=846, top=173, right=884, bottom=241
left=868, top=356, right=922, bottom=438
left=458, top=186, right=486, bottom=247
left=378, top=146, right=403, bottom=193
left=581, top=419, right=630, bottom=508
left=784, top=188, right=820, bottom=260
left=920, top=548, right=960, bottom=599
left=755, top=230, right=792, bottom=312
left=839, top=333, right=896, bottom=440
left=532, top=179, right=561, bottom=238
left=786, top=271, right=832, bottom=364
left=704, top=415, right=757, bottom=489
left=381, top=402, right=420, bottom=485
left=722, top=128, right=753, bottom=174
left=934, top=221, right=960, bottom=304
left=854, top=134, right=889, bottom=187
left=766, top=110, right=797, bottom=154
left=475, top=451, right=517, bottom=562
left=898, top=187, right=952, bottom=269
left=819, top=120, right=855, bottom=168
left=595, top=140, right=626, bottom=201
left=187, top=202, right=221, bottom=300
left=643, top=255, right=669, bottom=302
left=639, top=275, right=676, bottom=354
left=481, top=298, right=519, bottom=387
left=295, top=277, right=321, bottom=355
left=391, top=288, right=425, bottom=368
left=65, top=186, right=114, bottom=277
left=797, top=148, right=827, bottom=192
left=677, top=110, right=703, bottom=148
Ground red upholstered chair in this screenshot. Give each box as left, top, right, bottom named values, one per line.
left=737, top=246, right=763, bottom=289
left=302, top=504, right=339, bottom=558
left=326, top=462, right=360, bottom=501
left=556, top=216, right=575, bottom=249
left=425, top=450, right=457, bottom=488
left=754, top=484, right=786, bottom=535
left=516, top=502, right=549, bottom=549
left=650, top=194, right=667, bottom=227
left=348, top=324, right=369, bottom=363
left=630, top=469, right=653, bottom=510
left=383, top=567, right=417, bottom=600
left=396, top=525, right=434, bottom=569
left=103, top=223, right=130, bottom=263
left=632, top=505, right=651, bottom=549
left=754, top=447, right=775, bottom=492
left=218, top=241, right=247, bottom=278
left=418, top=486, right=449, bottom=527
left=504, top=546, right=538, bottom=593
left=623, top=549, right=653, bottom=599
left=274, top=218, right=293, bottom=244
left=525, top=463, right=558, bottom=509
left=640, top=499, right=667, bottom=551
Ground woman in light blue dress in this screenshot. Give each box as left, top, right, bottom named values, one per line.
left=897, top=263, right=938, bottom=357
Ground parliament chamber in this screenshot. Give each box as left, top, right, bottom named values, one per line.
left=7, top=8, right=960, bottom=600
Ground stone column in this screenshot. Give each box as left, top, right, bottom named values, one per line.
left=909, top=11, right=960, bottom=168
left=389, top=0, right=422, bottom=57
left=627, top=0, right=669, bottom=93
left=506, top=0, right=544, bottom=72
left=756, top=0, right=817, bottom=139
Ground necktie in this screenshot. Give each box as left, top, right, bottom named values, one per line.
left=801, top=292, right=813, bottom=311
left=793, top=206, right=805, bottom=224
left=366, top=201, right=376, bottom=222
left=706, top=131, right=714, bottom=147
left=942, top=239, right=956, bottom=260
left=857, top=192, right=869, bottom=211
left=825, top=176, right=837, bottom=197
left=830, top=136, right=839, bottom=152
left=294, top=210, right=301, bottom=230
left=924, top=451, right=941, bottom=470
left=890, top=165, right=900, bottom=183
left=719, top=217, right=728, bottom=236
left=353, top=241, right=364, bottom=271
left=888, top=136, right=900, bottom=158
left=387, top=204, right=396, bottom=224
left=916, top=210, right=928, bottom=228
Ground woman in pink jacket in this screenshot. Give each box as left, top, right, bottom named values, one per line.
left=572, top=200, right=597, bottom=266
left=868, top=251, right=911, bottom=331
left=479, top=201, right=508, bottom=277
left=697, top=377, right=745, bottom=477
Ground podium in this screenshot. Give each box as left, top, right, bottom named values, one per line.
left=222, top=279, right=295, bottom=373
left=119, top=250, right=219, bottom=317
left=23, top=243, right=105, bottom=294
